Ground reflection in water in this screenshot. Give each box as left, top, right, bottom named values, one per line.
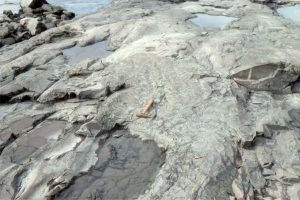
left=47, top=0, right=110, bottom=16
left=277, top=5, right=300, bottom=23
left=29, top=122, right=65, bottom=141
left=3, top=121, right=66, bottom=164
left=190, top=14, right=237, bottom=28
left=63, top=41, right=110, bottom=65
left=55, top=130, right=165, bottom=200
left=9, top=116, right=36, bottom=135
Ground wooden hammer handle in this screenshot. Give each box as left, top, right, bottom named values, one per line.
left=142, top=100, right=154, bottom=114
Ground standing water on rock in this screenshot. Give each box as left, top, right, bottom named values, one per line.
left=63, top=41, right=110, bottom=65
left=47, top=0, right=110, bottom=16
left=190, top=13, right=237, bottom=28
left=277, top=5, right=300, bottom=23
left=55, top=130, right=165, bottom=200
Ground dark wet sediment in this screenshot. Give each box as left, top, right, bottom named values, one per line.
left=55, top=130, right=165, bottom=200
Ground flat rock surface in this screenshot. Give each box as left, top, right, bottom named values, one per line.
left=1, top=0, right=300, bottom=199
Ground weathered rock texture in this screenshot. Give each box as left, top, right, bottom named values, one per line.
left=0, top=0, right=300, bottom=199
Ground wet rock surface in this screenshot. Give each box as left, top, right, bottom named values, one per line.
left=63, top=41, right=110, bottom=65
left=1, top=0, right=300, bottom=199
left=54, top=130, right=165, bottom=200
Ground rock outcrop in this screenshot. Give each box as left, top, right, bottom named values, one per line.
left=0, top=1, right=74, bottom=47
left=20, top=0, right=47, bottom=8
left=0, top=0, right=300, bottom=199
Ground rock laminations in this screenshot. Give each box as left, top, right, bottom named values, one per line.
left=0, top=0, right=300, bottom=199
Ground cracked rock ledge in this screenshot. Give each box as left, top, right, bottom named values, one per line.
left=1, top=0, right=300, bottom=199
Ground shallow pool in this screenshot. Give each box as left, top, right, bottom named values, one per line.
left=63, top=41, right=110, bottom=65
left=190, top=14, right=237, bottom=28
left=277, top=5, right=300, bottom=23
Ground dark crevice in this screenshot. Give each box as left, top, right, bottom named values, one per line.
left=290, top=76, right=300, bottom=93
left=13, top=64, right=33, bottom=77
left=0, top=95, right=12, bottom=104
left=44, top=92, right=79, bottom=104
left=43, top=83, right=128, bottom=104
left=250, top=0, right=292, bottom=9
left=0, top=134, right=17, bottom=155
left=106, top=83, right=127, bottom=97
left=12, top=169, right=29, bottom=200
left=9, top=92, right=36, bottom=103
left=0, top=88, right=28, bottom=104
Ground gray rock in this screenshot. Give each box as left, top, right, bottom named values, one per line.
left=0, top=0, right=300, bottom=199
left=25, top=17, right=46, bottom=35
left=62, top=11, right=75, bottom=19
left=20, top=0, right=46, bottom=9
left=288, top=109, right=300, bottom=128
left=232, top=63, right=299, bottom=93
left=0, top=14, right=11, bottom=23
left=3, top=10, right=13, bottom=18
left=41, top=3, right=52, bottom=12
left=22, top=7, right=33, bottom=14
left=1, top=37, right=15, bottom=45
left=0, top=26, right=9, bottom=38
left=262, top=168, right=275, bottom=176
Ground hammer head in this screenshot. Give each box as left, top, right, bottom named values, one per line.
left=136, top=113, right=151, bottom=118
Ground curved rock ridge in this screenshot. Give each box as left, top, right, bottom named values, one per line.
left=0, top=0, right=300, bottom=199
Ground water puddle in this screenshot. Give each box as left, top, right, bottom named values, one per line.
left=29, top=121, right=65, bottom=141
left=190, top=13, right=237, bottom=28
left=9, top=116, right=36, bottom=135
left=55, top=130, right=165, bottom=200
left=47, top=0, right=110, bottom=16
left=277, top=5, right=300, bottom=23
left=63, top=41, right=110, bottom=65
left=4, top=121, right=66, bottom=163
left=9, top=114, right=45, bottom=136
